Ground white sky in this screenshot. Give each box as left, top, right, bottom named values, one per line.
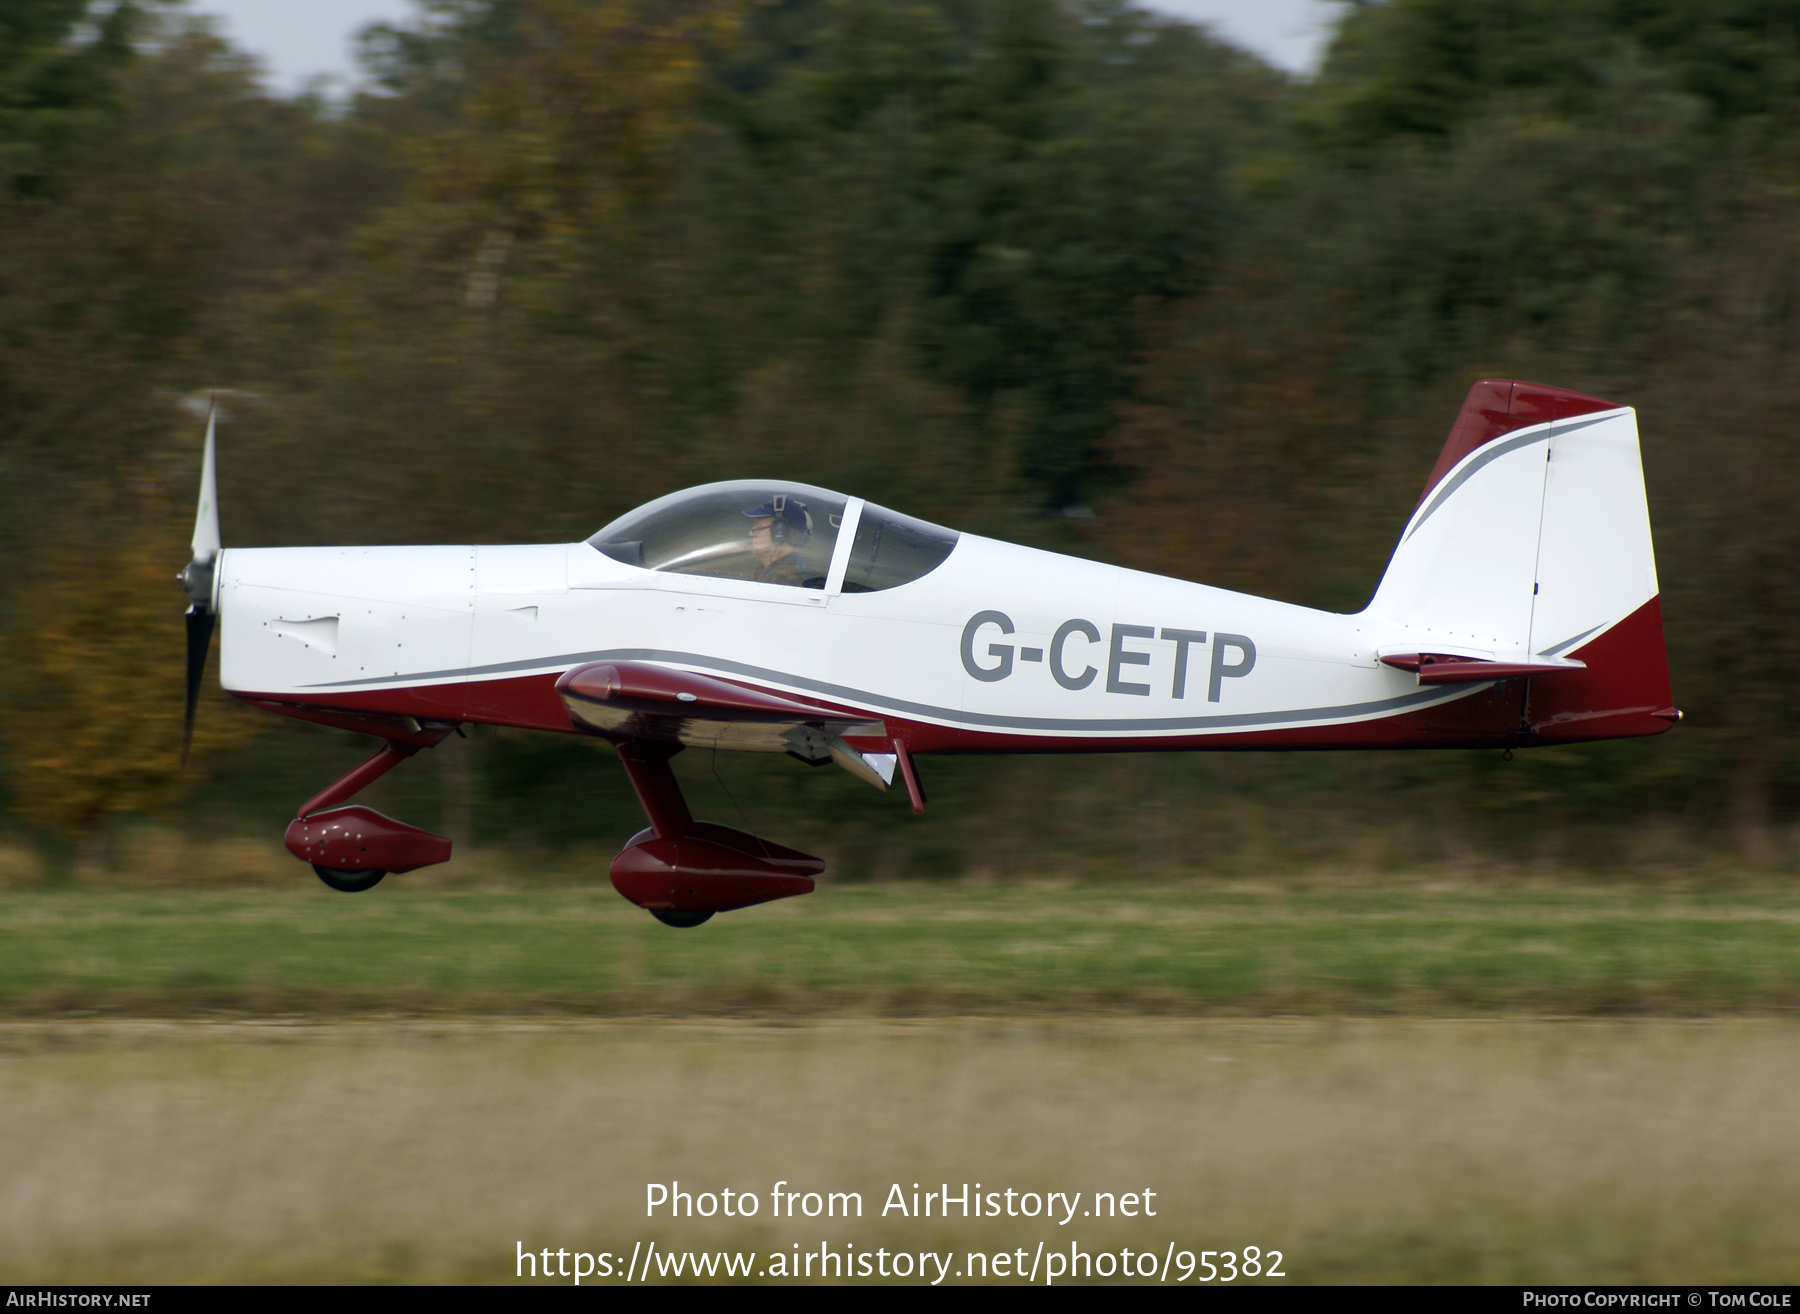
left=185, top=1, right=1347, bottom=97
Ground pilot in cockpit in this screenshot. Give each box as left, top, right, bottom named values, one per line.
left=744, top=494, right=818, bottom=588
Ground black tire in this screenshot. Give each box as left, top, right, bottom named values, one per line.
left=313, top=864, right=386, bottom=893
left=650, top=909, right=713, bottom=928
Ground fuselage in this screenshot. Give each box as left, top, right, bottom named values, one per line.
left=217, top=530, right=1527, bottom=754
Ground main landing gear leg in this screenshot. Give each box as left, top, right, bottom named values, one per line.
left=284, top=738, right=454, bottom=893
left=609, top=740, right=823, bottom=927
left=613, top=743, right=709, bottom=927
left=614, top=741, right=694, bottom=842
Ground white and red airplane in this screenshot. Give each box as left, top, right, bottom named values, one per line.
left=179, top=379, right=1677, bottom=925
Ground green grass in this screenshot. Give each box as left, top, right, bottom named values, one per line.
left=7, top=876, right=1800, bottom=1282
left=4, top=876, right=1800, bottom=1015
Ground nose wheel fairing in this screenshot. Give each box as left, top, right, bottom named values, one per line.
left=285, top=804, right=452, bottom=876
left=281, top=737, right=455, bottom=891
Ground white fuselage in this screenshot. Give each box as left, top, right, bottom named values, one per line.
left=217, top=533, right=1482, bottom=745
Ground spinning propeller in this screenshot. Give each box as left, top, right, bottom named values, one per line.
left=177, top=396, right=221, bottom=766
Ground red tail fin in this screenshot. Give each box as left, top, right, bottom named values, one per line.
left=1415, top=379, right=1620, bottom=511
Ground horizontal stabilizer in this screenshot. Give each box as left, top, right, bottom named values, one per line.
left=1380, top=653, right=1586, bottom=685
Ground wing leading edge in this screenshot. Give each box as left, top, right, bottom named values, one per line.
left=555, top=659, right=904, bottom=793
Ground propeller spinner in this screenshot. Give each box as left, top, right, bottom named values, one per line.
left=177, top=396, right=221, bottom=766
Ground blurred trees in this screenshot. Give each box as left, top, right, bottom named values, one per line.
left=1095, top=0, right=1800, bottom=837
left=5, top=0, right=1800, bottom=856
left=209, top=0, right=1273, bottom=552
left=0, top=2, right=323, bottom=839
left=8, top=522, right=258, bottom=839
left=0, top=0, right=136, bottom=197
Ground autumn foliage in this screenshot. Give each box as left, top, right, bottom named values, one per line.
left=4, top=0, right=1800, bottom=850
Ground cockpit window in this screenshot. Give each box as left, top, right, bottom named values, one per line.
left=841, top=505, right=959, bottom=592
left=588, top=481, right=960, bottom=592
left=588, top=481, right=848, bottom=589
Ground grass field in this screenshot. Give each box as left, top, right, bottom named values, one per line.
left=1, top=875, right=1798, bottom=1016
left=2, top=1017, right=1797, bottom=1283
left=4, top=870, right=1798, bottom=1283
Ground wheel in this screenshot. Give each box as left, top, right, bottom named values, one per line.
left=313, top=864, right=386, bottom=893
left=650, top=909, right=713, bottom=928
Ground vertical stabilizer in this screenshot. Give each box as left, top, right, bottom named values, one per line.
left=1366, top=380, right=1676, bottom=743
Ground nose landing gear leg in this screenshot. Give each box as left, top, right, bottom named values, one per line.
left=285, top=736, right=455, bottom=892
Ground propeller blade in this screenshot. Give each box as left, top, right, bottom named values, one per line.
left=182, top=605, right=216, bottom=768
left=191, top=395, right=220, bottom=565
left=180, top=395, right=224, bottom=768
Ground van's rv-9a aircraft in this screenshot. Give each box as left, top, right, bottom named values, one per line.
left=178, top=380, right=1677, bottom=926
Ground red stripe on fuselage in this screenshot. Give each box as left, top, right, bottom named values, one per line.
left=232, top=667, right=1521, bottom=755
left=235, top=673, right=580, bottom=736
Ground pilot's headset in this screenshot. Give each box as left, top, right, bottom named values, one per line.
left=765, top=494, right=813, bottom=545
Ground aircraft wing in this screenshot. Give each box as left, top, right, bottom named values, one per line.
left=555, top=660, right=896, bottom=788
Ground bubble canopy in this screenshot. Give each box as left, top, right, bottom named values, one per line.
left=587, top=480, right=960, bottom=593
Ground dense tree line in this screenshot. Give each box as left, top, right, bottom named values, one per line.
left=2, top=0, right=1796, bottom=864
